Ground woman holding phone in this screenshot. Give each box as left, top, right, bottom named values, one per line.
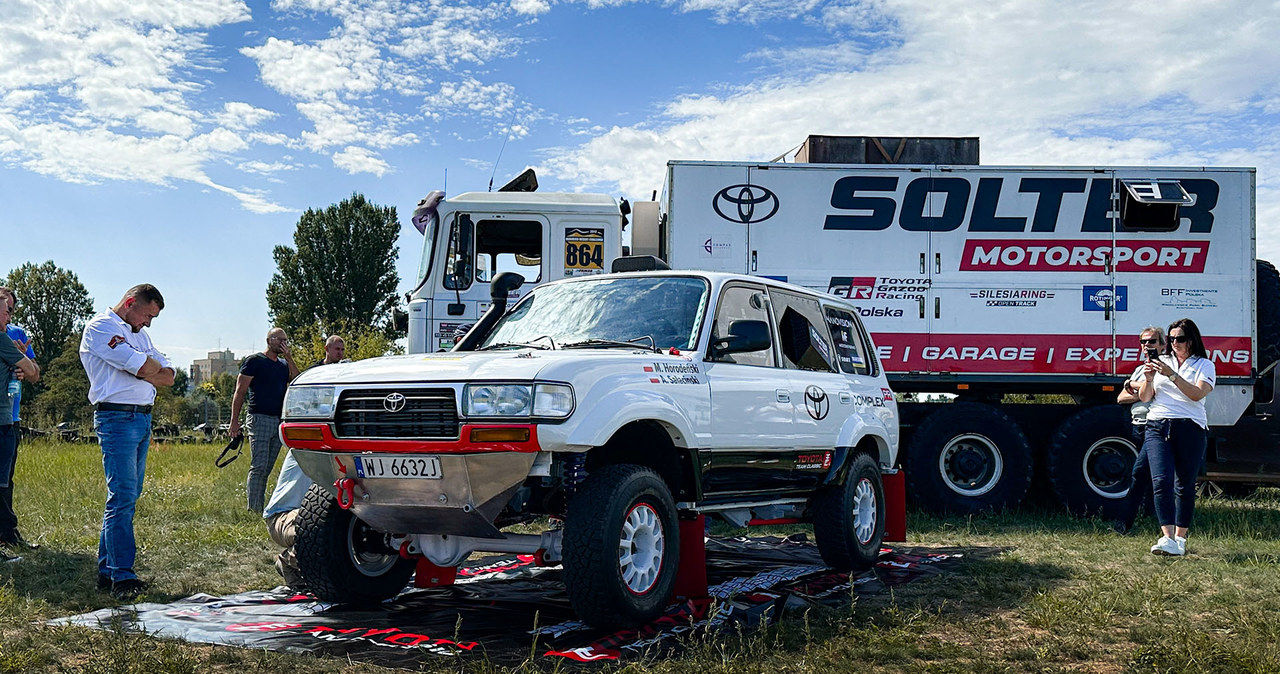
left=1137, top=318, right=1215, bottom=556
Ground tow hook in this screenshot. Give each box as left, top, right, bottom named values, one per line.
left=335, top=477, right=357, bottom=510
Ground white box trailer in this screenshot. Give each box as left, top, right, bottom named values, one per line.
left=402, top=152, right=1280, bottom=517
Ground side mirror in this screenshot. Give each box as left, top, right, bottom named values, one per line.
left=392, top=308, right=408, bottom=333
left=712, top=320, right=771, bottom=358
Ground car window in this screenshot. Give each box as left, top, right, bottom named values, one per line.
left=708, top=284, right=773, bottom=367
left=824, top=306, right=875, bottom=376
left=769, top=289, right=837, bottom=373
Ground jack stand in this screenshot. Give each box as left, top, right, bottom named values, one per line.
left=673, top=513, right=709, bottom=599
left=883, top=470, right=907, bottom=542
left=413, top=558, right=458, bottom=588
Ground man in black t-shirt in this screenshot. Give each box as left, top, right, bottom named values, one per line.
left=311, top=334, right=347, bottom=369
left=230, top=328, right=300, bottom=512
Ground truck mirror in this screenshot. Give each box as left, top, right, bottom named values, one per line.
left=713, top=320, right=771, bottom=357
left=392, top=308, right=408, bottom=333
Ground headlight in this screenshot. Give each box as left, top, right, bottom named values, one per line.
left=533, top=384, right=574, bottom=418
left=284, top=386, right=336, bottom=419
left=464, top=384, right=532, bottom=417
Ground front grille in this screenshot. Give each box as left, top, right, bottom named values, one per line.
left=335, top=388, right=459, bottom=439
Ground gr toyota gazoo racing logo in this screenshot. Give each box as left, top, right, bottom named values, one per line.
left=712, top=184, right=779, bottom=224
left=828, top=276, right=875, bottom=299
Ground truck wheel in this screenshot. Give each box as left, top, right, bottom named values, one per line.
left=904, top=403, right=1032, bottom=513
left=1258, top=259, right=1280, bottom=371
left=811, top=453, right=885, bottom=570
left=1047, top=406, right=1138, bottom=518
left=562, top=464, right=679, bottom=630
left=294, top=484, right=415, bottom=604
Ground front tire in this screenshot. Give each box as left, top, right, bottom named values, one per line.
left=904, top=403, right=1033, bottom=514
left=294, top=484, right=415, bottom=604
left=562, top=464, right=679, bottom=630
left=812, top=453, right=885, bottom=570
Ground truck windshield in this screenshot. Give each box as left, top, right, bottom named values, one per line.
left=413, top=212, right=439, bottom=293
left=481, top=276, right=709, bottom=350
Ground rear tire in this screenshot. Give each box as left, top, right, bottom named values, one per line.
left=294, top=484, right=415, bottom=604
left=562, top=464, right=679, bottom=630
left=812, top=453, right=885, bottom=570
left=904, top=403, right=1033, bottom=514
left=1047, top=406, right=1139, bottom=518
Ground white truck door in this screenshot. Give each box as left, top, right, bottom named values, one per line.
left=666, top=162, right=752, bottom=274
left=927, top=168, right=1117, bottom=377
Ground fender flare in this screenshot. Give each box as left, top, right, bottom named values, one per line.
left=823, top=414, right=893, bottom=487
left=562, top=389, right=699, bottom=450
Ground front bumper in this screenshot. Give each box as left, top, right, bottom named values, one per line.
left=283, top=422, right=540, bottom=539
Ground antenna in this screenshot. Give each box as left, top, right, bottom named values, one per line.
left=487, top=110, right=519, bottom=192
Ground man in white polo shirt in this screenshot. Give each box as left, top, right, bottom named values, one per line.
left=79, top=284, right=174, bottom=599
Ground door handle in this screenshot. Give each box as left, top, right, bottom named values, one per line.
left=919, top=253, right=926, bottom=274
left=839, top=392, right=852, bottom=404
left=751, top=250, right=757, bottom=272
left=776, top=389, right=791, bottom=403
left=935, top=297, right=941, bottom=319
left=935, top=252, right=941, bottom=274
left=918, top=296, right=925, bottom=319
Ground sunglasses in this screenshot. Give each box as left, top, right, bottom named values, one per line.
left=1139, top=338, right=1161, bottom=345
left=1169, top=335, right=1191, bottom=343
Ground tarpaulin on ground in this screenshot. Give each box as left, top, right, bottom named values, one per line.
left=51, top=535, right=1000, bottom=668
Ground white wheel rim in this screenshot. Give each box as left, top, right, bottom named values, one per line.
left=619, top=502, right=665, bottom=595
left=1081, top=436, right=1139, bottom=499
left=938, top=433, right=1004, bottom=496
left=348, top=517, right=396, bottom=577
left=852, top=477, right=878, bottom=544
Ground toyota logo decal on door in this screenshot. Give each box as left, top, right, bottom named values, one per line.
left=383, top=393, right=407, bottom=413
left=712, top=184, right=779, bottom=224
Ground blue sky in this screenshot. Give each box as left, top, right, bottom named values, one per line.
left=3, top=0, right=1280, bottom=369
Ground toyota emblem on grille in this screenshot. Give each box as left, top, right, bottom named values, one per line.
left=383, top=393, right=407, bottom=413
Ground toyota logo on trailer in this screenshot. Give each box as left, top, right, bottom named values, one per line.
left=712, top=184, right=779, bottom=224
left=383, top=392, right=407, bottom=413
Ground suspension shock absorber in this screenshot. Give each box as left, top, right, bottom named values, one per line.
left=558, top=452, right=588, bottom=515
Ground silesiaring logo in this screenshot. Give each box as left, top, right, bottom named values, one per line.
left=712, top=184, right=779, bottom=224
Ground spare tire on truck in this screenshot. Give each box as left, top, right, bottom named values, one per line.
left=1046, top=405, right=1139, bottom=518
left=903, top=403, right=1033, bottom=514
left=1257, top=259, right=1280, bottom=371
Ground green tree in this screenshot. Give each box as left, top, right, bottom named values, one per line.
left=3, top=261, right=94, bottom=398
left=171, top=368, right=190, bottom=397
left=266, top=193, right=402, bottom=340
left=293, top=319, right=404, bottom=368
left=32, top=336, right=92, bottom=428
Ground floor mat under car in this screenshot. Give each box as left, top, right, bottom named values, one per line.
left=51, top=535, right=1000, bottom=667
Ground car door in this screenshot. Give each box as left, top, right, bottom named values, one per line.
left=702, top=282, right=796, bottom=497
left=768, top=288, right=851, bottom=491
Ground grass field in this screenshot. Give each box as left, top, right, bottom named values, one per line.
left=2, top=438, right=1280, bottom=673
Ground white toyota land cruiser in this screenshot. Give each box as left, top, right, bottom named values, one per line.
left=280, top=261, right=900, bottom=629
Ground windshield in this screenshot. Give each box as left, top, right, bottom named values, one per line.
left=481, top=276, right=710, bottom=350
left=412, top=212, right=439, bottom=294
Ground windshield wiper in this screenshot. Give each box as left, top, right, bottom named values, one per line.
left=561, top=336, right=658, bottom=352
left=480, top=335, right=557, bottom=351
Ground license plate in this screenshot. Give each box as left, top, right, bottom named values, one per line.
left=353, top=455, right=443, bottom=479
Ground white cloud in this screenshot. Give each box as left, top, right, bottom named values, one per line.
left=0, top=0, right=294, bottom=212
left=237, top=159, right=299, bottom=174
left=511, top=0, right=551, bottom=15
left=332, top=145, right=390, bottom=176
left=216, top=102, right=277, bottom=130
left=543, top=0, right=1280, bottom=206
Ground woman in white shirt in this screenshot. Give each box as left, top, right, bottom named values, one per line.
left=1137, top=318, right=1215, bottom=557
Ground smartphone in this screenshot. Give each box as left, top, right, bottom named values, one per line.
left=1146, top=347, right=1159, bottom=362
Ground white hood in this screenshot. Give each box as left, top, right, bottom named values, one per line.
left=291, top=351, right=552, bottom=385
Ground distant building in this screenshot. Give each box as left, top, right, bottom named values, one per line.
left=190, top=349, right=239, bottom=387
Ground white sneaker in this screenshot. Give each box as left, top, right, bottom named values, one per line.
left=1151, top=535, right=1184, bottom=556
left=1175, top=536, right=1187, bottom=555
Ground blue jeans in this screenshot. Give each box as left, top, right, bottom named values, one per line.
left=1144, top=418, right=1207, bottom=529
left=95, top=411, right=152, bottom=582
